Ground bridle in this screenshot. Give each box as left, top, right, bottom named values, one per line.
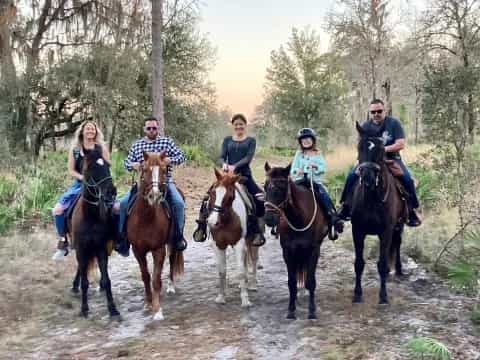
left=140, top=164, right=167, bottom=202
left=82, top=175, right=114, bottom=207
left=264, top=173, right=318, bottom=232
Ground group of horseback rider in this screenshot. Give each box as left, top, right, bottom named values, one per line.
left=51, top=98, right=421, bottom=260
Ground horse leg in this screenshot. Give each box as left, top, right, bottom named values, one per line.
left=378, top=231, right=392, bottom=305
left=167, top=246, right=176, bottom=294
left=214, top=245, right=227, bottom=304
left=133, top=248, right=152, bottom=311
left=236, top=240, right=251, bottom=307
left=284, top=253, right=298, bottom=319
left=72, top=266, right=80, bottom=294
left=247, top=245, right=259, bottom=291
left=77, top=255, right=89, bottom=317
left=306, top=249, right=320, bottom=319
left=151, top=247, right=166, bottom=320
left=96, top=249, right=120, bottom=317
left=393, top=227, right=404, bottom=277
left=352, top=226, right=366, bottom=303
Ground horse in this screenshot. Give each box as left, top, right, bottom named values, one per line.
left=207, top=168, right=259, bottom=307
left=263, top=162, right=329, bottom=319
left=350, top=122, right=407, bottom=305
left=69, top=146, right=119, bottom=318
left=126, top=151, right=184, bottom=321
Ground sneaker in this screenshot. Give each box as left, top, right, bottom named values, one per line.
left=52, top=248, right=68, bottom=261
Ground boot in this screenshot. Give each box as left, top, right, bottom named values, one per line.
left=113, top=213, right=130, bottom=257
left=52, top=237, right=69, bottom=261
left=337, top=202, right=351, bottom=221
left=173, top=217, right=187, bottom=251
left=407, top=208, right=422, bottom=227
left=251, top=217, right=266, bottom=247
left=193, top=196, right=210, bottom=242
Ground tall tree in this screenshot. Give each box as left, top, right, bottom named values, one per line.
left=418, top=0, right=480, bottom=142
left=260, top=27, right=347, bottom=142
left=151, top=0, right=165, bottom=134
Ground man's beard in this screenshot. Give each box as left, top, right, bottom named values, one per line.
left=146, top=133, right=157, bottom=140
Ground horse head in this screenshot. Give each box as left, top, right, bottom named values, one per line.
left=207, top=168, right=240, bottom=229
left=356, top=121, right=386, bottom=190
left=141, top=151, right=168, bottom=206
left=263, top=162, right=292, bottom=227
left=82, top=147, right=116, bottom=222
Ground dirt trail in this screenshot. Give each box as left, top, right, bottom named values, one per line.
left=1, top=166, right=479, bottom=360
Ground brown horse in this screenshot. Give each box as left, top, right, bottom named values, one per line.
left=127, top=151, right=184, bottom=321
left=350, top=122, right=407, bottom=304
left=69, top=146, right=119, bottom=318
left=264, top=162, right=329, bottom=319
left=207, top=168, right=259, bottom=307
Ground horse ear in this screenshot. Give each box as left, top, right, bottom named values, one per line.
left=143, top=151, right=149, bottom=162
left=264, top=161, right=271, bottom=173
left=214, top=167, right=223, bottom=181
left=356, top=121, right=365, bottom=136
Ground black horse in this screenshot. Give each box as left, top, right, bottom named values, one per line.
left=351, top=122, right=407, bottom=305
left=264, top=162, right=329, bottom=319
left=68, top=146, right=119, bottom=318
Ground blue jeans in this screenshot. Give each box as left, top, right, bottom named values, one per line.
left=117, top=182, right=185, bottom=234
left=295, top=179, right=335, bottom=211
left=340, top=160, right=419, bottom=208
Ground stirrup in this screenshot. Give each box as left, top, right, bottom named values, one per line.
left=193, top=220, right=207, bottom=242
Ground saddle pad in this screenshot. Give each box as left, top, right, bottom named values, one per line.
left=235, top=183, right=254, bottom=212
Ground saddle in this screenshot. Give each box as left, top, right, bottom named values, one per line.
left=234, top=183, right=256, bottom=216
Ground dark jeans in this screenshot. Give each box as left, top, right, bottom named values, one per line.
left=295, top=179, right=334, bottom=211
left=241, top=175, right=265, bottom=217
left=340, top=160, right=419, bottom=208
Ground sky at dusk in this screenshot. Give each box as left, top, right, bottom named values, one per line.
left=198, top=0, right=335, bottom=118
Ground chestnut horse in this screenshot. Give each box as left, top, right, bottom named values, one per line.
left=69, top=146, right=119, bottom=318
left=264, top=162, right=329, bottom=319
left=207, top=169, right=259, bottom=307
left=127, top=151, right=184, bottom=321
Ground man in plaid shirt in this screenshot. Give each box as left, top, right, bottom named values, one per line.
left=114, top=116, right=187, bottom=254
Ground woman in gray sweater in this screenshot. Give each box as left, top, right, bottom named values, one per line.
left=193, top=114, right=266, bottom=246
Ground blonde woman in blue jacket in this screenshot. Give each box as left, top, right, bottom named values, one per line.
left=290, top=128, right=343, bottom=238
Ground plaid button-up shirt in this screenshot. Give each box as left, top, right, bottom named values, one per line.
left=124, top=136, right=186, bottom=180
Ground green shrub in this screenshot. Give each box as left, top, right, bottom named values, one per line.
left=471, top=306, right=480, bottom=325
left=256, top=147, right=296, bottom=158
left=409, top=162, right=442, bottom=209
left=182, top=145, right=212, bottom=167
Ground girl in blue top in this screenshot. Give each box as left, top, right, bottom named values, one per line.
left=290, top=128, right=343, bottom=238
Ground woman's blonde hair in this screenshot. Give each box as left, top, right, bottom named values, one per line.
left=70, top=120, right=105, bottom=151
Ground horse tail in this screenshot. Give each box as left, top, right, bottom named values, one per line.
left=87, top=258, right=97, bottom=282
left=168, top=244, right=184, bottom=279
left=389, top=226, right=403, bottom=270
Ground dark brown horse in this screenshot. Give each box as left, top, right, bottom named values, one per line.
left=264, top=162, right=329, bottom=319
left=69, top=146, right=119, bottom=318
left=127, top=151, right=184, bottom=321
left=351, top=122, right=407, bottom=304
left=206, top=169, right=259, bottom=307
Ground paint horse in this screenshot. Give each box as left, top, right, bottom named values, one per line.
left=207, top=168, right=259, bottom=307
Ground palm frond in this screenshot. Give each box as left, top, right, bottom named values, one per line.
left=407, top=337, right=452, bottom=360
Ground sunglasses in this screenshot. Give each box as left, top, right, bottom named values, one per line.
left=146, top=126, right=158, bottom=131
left=370, top=109, right=384, bottom=115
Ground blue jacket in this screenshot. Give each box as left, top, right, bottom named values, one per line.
left=290, top=150, right=326, bottom=183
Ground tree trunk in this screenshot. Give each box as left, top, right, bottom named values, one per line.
left=383, top=78, right=392, bottom=116
left=0, top=1, right=16, bottom=89
left=151, top=0, right=165, bottom=135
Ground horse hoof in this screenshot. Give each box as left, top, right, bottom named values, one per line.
left=378, top=299, right=389, bottom=305
left=241, top=300, right=252, bottom=308
left=308, top=313, right=317, bottom=320
left=80, top=310, right=89, bottom=318
left=166, top=286, right=176, bottom=295
left=286, top=312, right=296, bottom=320
left=352, top=295, right=362, bottom=304
left=153, top=310, right=164, bottom=321
left=109, top=308, right=120, bottom=317
left=395, top=271, right=408, bottom=281
left=143, top=303, right=152, bottom=312
left=71, top=287, right=79, bottom=294
left=215, top=295, right=226, bottom=304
